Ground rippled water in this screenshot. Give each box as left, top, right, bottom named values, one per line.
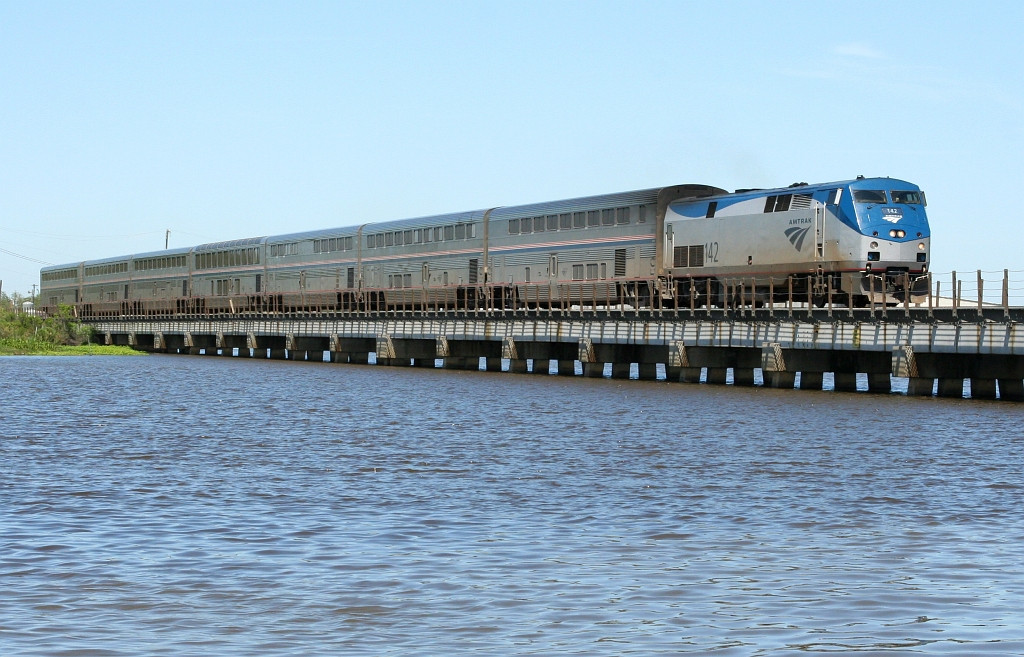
left=3, top=355, right=1023, bottom=655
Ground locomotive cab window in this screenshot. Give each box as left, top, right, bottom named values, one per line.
left=853, top=190, right=888, bottom=204
left=892, top=190, right=924, bottom=205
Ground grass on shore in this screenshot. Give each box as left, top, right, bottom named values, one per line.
left=0, top=338, right=144, bottom=356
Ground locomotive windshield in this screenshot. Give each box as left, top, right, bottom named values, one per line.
left=852, top=189, right=887, bottom=204
left=891, top=190, right=924, bottom=205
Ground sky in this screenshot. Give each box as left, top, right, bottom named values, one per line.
left=2, top=0, right=1023, bottom=297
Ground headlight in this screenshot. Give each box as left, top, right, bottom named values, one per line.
left=889, top=229, right=906, bottom=238
left=918, top=242, right=926, bottom=250
left=870, top=241, right=878, bottom=249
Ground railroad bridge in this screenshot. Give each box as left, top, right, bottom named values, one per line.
left=88, top=301, right=1024, bottom=402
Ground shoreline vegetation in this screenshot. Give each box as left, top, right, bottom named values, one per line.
left=0, top=304, right=142, bottom=356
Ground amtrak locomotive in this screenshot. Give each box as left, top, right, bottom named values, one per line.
left=39, top=176, right=930, bottom=317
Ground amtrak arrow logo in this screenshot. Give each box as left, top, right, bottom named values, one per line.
left=785, top=225, right=811, bottom=251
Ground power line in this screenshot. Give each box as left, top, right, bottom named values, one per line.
left=0, top=247, right=52, bottom=266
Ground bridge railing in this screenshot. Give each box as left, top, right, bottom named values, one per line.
left=935, top=269, right=1024, bottom=308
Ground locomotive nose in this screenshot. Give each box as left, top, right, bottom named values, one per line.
left=859, top=204, right=926, bottom=240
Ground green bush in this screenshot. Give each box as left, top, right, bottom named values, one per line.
left=0, top=305, right=96, bottom=353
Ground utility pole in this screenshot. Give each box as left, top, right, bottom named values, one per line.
left=166, top=229, right=170, bottom=249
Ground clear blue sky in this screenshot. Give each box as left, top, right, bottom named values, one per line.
left=2, top=0, right=1022, bottom=296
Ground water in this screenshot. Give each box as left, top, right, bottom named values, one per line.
left=2, top=355, right=1023, bottom=655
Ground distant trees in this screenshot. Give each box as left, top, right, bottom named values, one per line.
left=0, top=287, right=37, bottom=313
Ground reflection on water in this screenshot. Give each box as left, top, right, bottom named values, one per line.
left=2, top=355, right=1023, bottom=655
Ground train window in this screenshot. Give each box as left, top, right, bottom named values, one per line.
left=398, top=232, right=406, bottom=246
left=828, top=188, right=843, bottom=205
left=587, top=263, right=599, bottom=279
left=424, top=228, right=433, bottom=242
left=386, top=232, right=394, bottom=247
left=560, top=213, right=571, bottom=229
left=509, top=219, right=519, bottom=234
left=638, top=205, right=648, bottom=223
left=587, top=211, right=599, bottom=227
left=706, top=202, right=718, bottom=218
left=366, top=235, right=375, bottom=248
left=602, top=209, right=614, bottom=226
left=520, top=217, right=532, bottom=233
left=572, top=264, right=584, bottom=280
left=616, top=207, right=629, bottom=224
left=468, top=224, right=476, bottom=238
left=546, top=215, right=558, bottom=230
left=853, top=189, right=888, bottom=204
left=455, top=224, right=466, bottom=240
left=405, top=230, right=414, bottom=244
left=444, top=225, right=454, bottom=241
left=892, top=190, right=923, bottom=205
left=764, top=195, right=792, bottom=212
left=573, top=212, right=585, bottom=228
left=600, top=263, right=607, bottom=279
left=434, top=227, right=442, bottom=242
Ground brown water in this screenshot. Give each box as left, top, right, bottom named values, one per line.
left=3, top=355, right=1023, bottom=655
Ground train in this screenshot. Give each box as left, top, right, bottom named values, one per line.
left=39, top=176, right=930, bottom=318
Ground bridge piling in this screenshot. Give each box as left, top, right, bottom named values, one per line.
left=998, top=379, right=1024, bottom=401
